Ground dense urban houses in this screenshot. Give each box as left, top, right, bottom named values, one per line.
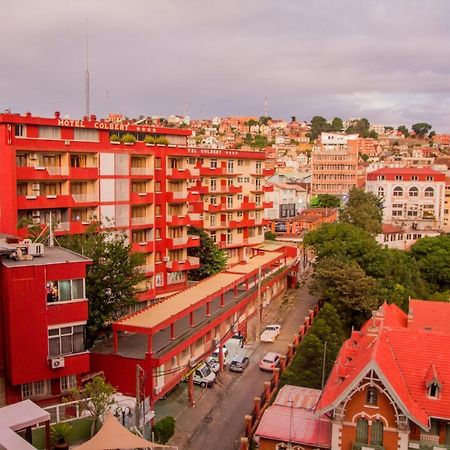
left=311, top=133, right=360, bottom=197
left=0, top=112, right=273, bottom=305
left=366, top=167, right=446, bottom=232
left=316, top=300, right=450, bottom=450
left=0, top=237, right=90, bottom=407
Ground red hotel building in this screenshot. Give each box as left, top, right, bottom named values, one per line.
left=0, top=112, right=273, bottom=304
left=0, top=240, right=91, bottom=407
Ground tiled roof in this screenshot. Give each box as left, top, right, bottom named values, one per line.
left=317, top=300, right=450, bottom=429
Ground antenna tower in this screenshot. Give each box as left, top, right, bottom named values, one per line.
left=85, top=19, right=90, bottom=117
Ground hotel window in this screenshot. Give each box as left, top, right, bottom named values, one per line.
left=21, top=380, right=51, bottom=400
left=237, top=159, right=243, bottom=166
left=371, top=420, right=384, bottom=446
left=227, top=196, right=233, bottom=209
left=210, top=159, right=218, bottom=169
left=395, top=175, right=403, bottom=181
left=411, top=175, right=418, bottom=181
left=227, top=178, right=233, bottom=187
left=210, top=196, right=217, bottom=205
left=227, top=160, right=234, bottom=173
left=16, top=153, right=27, bottom=167
left=355, top=418, right=369, bottom=444
left=366, top=387, right=377, bottom=405
left=393, top=186, right=403, bottom=197
left=210, top=215, right=216, bottom=227
left=155, top=181, right=161, bottom=192
left=154, top=157, right=161, bottom=169
left=377, top=187, right=384, bottom=197
left=255, top=162, right=262, bottom=174
left=15, top=124, right=27, bottom=137
left=425, top=187, right=434, bottom=197
left=17, top=183, right=27, bottom=196
left=409, top=187, right=419, bottom=197
left=237, top=194, right=243, bottom=200
left=39, top=126, right=61, bottom=139
left=155, top=205, right=162, bottom=216
left=426, top=176, right=434, bottom=181
left=210, top=231, right=216, bottom=243
left=226, top=230, right=232, bottom=245
left=48, top=325, right=85, bottom=356
left=60, top=375, right=77, bottom=393
left=429, top=382, right=440, bottom=398
left=74, top=128, right=99, bottom=142
left=46, top=279, right=84, bottom=303
left=210, top=178, right=217, bottom=192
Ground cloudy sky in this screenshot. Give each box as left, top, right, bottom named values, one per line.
left=2, top=1, right=450, bottom=131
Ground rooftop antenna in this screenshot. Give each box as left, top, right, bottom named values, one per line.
left=85, top=19, right=90, bottom=117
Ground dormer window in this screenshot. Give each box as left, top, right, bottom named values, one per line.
left=366, top=387, right=378, bottom=405
left=429, top=382, right=439, bottom=398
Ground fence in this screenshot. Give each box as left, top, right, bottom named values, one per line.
left=239, top=300, right=323, bottom=450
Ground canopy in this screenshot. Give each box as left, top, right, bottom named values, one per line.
left=0, top=399, right=50, bottom=432
left=75, top=413, right=170, bottom=450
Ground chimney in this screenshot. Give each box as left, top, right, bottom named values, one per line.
left=54, top=111, right=60, bottom=118
left=407, top=307, right=413, bottom=327
left=25, top=112, right=32, bottom=117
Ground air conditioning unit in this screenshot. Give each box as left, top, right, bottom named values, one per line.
left=28, top=243, right=44, bottom=257
left=50, top=357, right=65, bottom=369
left=31, top=184, right=40, bottom=191
left=153, top=386, right=161, bottom=395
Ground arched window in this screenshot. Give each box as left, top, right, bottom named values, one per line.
left=371, top=420, right=384, bottom=446
left=378, top=187, right=384, bottom=197
left=429, top=382, right=440, bottom=398
left=356, top=418, right=369, bottom=444
left=409, top=187, right=419, bottom=197
left=276, top=444, right=288, bottom=450
left=425, top=187, right=434, bottom=197
left=366, top=387, right=378, bottom=405
left=393, top=186, right=403, bottom=197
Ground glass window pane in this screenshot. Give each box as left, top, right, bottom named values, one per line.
left=73, top=327, right=85, bottom=353
left=356, top=418, right=368, bottom=444
left=61, top=335, right=72, bottom=354
left=72, top=279, right=84, bottom=299
left=49, top=337, right=60, bottom=356
left=371, top=420, right=384, bottom=445
left=59, top=280, right=71, bottom=301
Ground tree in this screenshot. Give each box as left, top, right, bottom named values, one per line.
left=309, top=194, right=341, bottom=208
left=187, top=226, right=227, bottom=280
left=310, top=257, right=380, bottom=326
left=66, top=376, right=116, bottom=437
left=308, top=116, right=333, bottom=141
left=153, top=416, right=176, bottom=444
left=264, top=231, right=276, bottom=240
left=345, top=118, right=374, bottom=138
left=411, top=122, right=432, bottom=138
left=259, top=116, right=272, bottom=126
left=331, top=117, right=343, bottom=132
left=360, top=153, right=369, bottom=162
left=397, top=125, right=409, bottom=137
left=59, top=223, right=146, bottom=341
left=340, top=187, right=383, bottom=235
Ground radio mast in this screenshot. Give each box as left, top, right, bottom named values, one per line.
left=85, top=19, right=90, bottom=117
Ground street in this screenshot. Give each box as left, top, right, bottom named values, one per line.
left=166, top=281, right=318, bottom=450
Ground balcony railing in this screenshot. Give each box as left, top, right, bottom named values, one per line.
left=72, top=194, right=98, bottom=203
left=130, top=167, right=152, bottom=176
left=131, top=217, right=152, bottom=226
left=352, top=443, right=384, bottom=450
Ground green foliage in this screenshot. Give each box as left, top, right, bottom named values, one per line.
left=345, top=118, right=377, bottom=138
left=397, top=125, right=409, bottom=137
left=331, top=117, right=343, bottom=132
left=50, top=422, right=72, bottom=444
left=360, top=153, right=369, bottom=162
left=264, top=231, right=276, bottom=240
left=144, top=135, right=156, bottom=144
left=153, top=416, right=176, bottom=444
left=110, top=134, right=121, bottom=142
left=187, top=226, right=227, bottom=280
left=59, top=223, right=146, bottom=341
left=280, top=303, right=345, bottom=389
left=309, top=194, right=341, bottom=208
left=243, top=133, right=268, bottom=148
left=410, top=235, right=450, bottom=291
left=259, top=116, right=272, bottom=125
left=66, top=376, right=116, bottom=437
left=411, top=122, right=432, bottom=137
left=121, top=133, right=136, bottom=144
left=340, top=187, right=383, bottom=235
left=308, top=116, right=333, bottom=141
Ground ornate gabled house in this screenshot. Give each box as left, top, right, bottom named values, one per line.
left=316, top=300, right=450, bottom=450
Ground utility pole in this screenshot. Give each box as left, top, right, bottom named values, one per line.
left=85, top=19, right=90, bottom=117
left=255, top=265, right=262, bottom=341
left=135, top=364, right=144, bottom=430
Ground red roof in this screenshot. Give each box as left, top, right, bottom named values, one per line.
left=367, top=167, right=446, bottom=182
left=256, top=386, right=331, bottom=448
left=317, top=300, right=450, bottom=429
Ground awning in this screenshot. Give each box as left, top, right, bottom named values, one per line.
left=0, top=424, right=37, bottom=450
left=0, top=399, right=50, bottom=431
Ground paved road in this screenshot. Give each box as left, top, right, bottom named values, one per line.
left=178, top=282, right=318, bottom=450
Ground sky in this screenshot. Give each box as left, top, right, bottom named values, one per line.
left=2, top=1, right=450, bottom=131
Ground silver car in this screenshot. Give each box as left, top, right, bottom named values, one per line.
left=229, top=355, right=250, bottom=373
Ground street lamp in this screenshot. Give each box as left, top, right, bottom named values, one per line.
left=115, top=406, right=132, bottom=427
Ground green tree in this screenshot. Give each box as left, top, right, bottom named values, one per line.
left=66, top=376, right=116, bottom=437
left=264, top=231, right=276, bottom=240
left=345, top=118, right=374, bottom=138
left=310, top=257, right=380, bottom=326
left=309, top=194, right=341, bottom=208
left=340, top=187, right=383, bottom=235
left=410, top=235, right=450, bottom=291
left=153, top=416, right=176, bottom=444
left=187, top=226, right=227, bottom=280
left=360, top=153, right=369, bottom=162
left=411, top=122, right=432, bottom=138
left=59, top=224, right=146, bottom=341
left=308, top=116, right=333, bottom=141
left=397, top=125, right=409, bottom=137
left=259, top=116, right=272, bottom=125
left=331, top=117, right=343, bottom=132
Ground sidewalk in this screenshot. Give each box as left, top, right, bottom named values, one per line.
left=161, top=286, right=302, bottom=449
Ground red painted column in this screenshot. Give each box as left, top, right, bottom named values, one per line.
left=244, top=415, right=252, bottom=436
left=264, top=381, right=271, bottom=403
left=188, top=373, right=195, bottom=407
left=220, top=293, right=225, bottom=307
left=113, top=330, right=118, bottom=354
left=206, top=302, right=210, bottom=316
left=190, top=311, right=194, bottom=327
left=219, top=345, right=224, bottom=371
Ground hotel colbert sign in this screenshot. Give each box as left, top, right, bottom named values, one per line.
left=57, top=118, right=157, bottom=133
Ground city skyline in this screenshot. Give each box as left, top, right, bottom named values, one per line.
left=2, top=1, right=450, bottom=130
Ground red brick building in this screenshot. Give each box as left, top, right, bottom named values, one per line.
left=317, top=300, right=450, bottom=450
left=0, top=239, right=90, bottom=407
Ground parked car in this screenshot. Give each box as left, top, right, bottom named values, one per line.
left=259, top=352, right=281, bottom=371
left=183, top=363, right=216, bottom=388
left=229, top=354, right=250, bottom=373
left=212, top=345, right=229, bottom=360
left=260, top=324, right=281, bottom=343
left=275, top=222, right=287, bottom=232
left=205, top=356, right=220, bottom=373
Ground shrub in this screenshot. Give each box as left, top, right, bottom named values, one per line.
left=155, top=136, right=169, bottom=145
left=50, top=422, right=72, bottom=445
left=110, top=134, right=121, bottom=142
left=144, top=135, right=156, bottom=145
left=153, top=416, right=175, bottom=444
left=122, top=133, right=136, bottom=144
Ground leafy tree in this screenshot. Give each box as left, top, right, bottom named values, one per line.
left=259, top=116, right=272, bottom=125
left=308, top=116, right=333, bottom=141
left=59, top=224, right=146, bottom=341
left=187, top=226, right=227, bottom=280
left=331, top=117, right=343, bottom=132
left=411, top=122, right=432, bottom=137
left=384, top=126, right=394, bottom=132
left=340, top=187, right=383, bottom=235
left=309, top=194, right=341, bottom=208
left=410, top=235, right=450, bottom=291
left=429, top=130, right=436, bottom=140
left=264, top=231, right=276, bottom=240
left=66, top=376, right=116, bottom=437
left=360, top=153, right=369, bottom=162
left=310, top=257, right=380, bottom=326
left=397, top=125, right=409, bottom=137
left=153, top=416, right=176, bottom=444
left=345, top=118, right=375, bottom=138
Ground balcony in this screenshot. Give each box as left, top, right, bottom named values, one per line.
left=69, top=166, right=99, bottom=178
left=352, top=444, right=384, bottom=450
left=189, top=184, right=209, bottom=194
left=16, top=165, right=69, bottom=180
left=131, top=217, right=153, bottom=226
left=167, top=215, right=191, bottom=226
left=229, top=218, right=256, bottom=228
left=17, top=194, right=73, bottom=209
left=263, top=184, right=274, bottom=193
left=207, top=203, right=224, bottom=212
left=130, top=192, right=153, bottom=204
left=166, top=191, right=200, bottom=203
left=240, top=201, right=256, bottom=210
left=188, top=213, right=203, bottom=227
left=408, top=434, right=450, bottom=450
left=166, top=167, right=200, bottom=179
left=263, top=168, right=275, bottom=176
left=130, top=167, right=153, bottom=176
left=263, top=201, right=273, bottom=209
left=71, top=194, right=99, bottom=204
left=166, top=256, right=200, bottom=272
left=131, top=241, right=154, bottom=253
left=166, top=235, right=200, bottom=250
left=198, top=166, right=224, bottom=176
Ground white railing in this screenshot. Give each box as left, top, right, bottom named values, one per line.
left=189, top=213, right=202, bottom=221
left=46, top=167, right=69, bottom=176
left=420, top=434, right=440, bottom=444
left=44, top=398, right=92, bottom=424
left=72, top=194, right=98, bottom=202
left=54, top=222, right=70, bottom=231
left=131, top=217, right=152, bottom=225
left=171, top=191, right=187, bottom=199
left=172, top=237, right=188, bottom=245
left=130, top=167, right=152, bottom=175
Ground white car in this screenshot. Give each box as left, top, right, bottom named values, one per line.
left=205, top=356, right=220, bottom=373
left=259, top=352, right=281, bottom=371
left=212, top=345, right=229, bottom=360
left=260, top=324, right=281, bottom=343
left=183, top=363, right=216, bottom=388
